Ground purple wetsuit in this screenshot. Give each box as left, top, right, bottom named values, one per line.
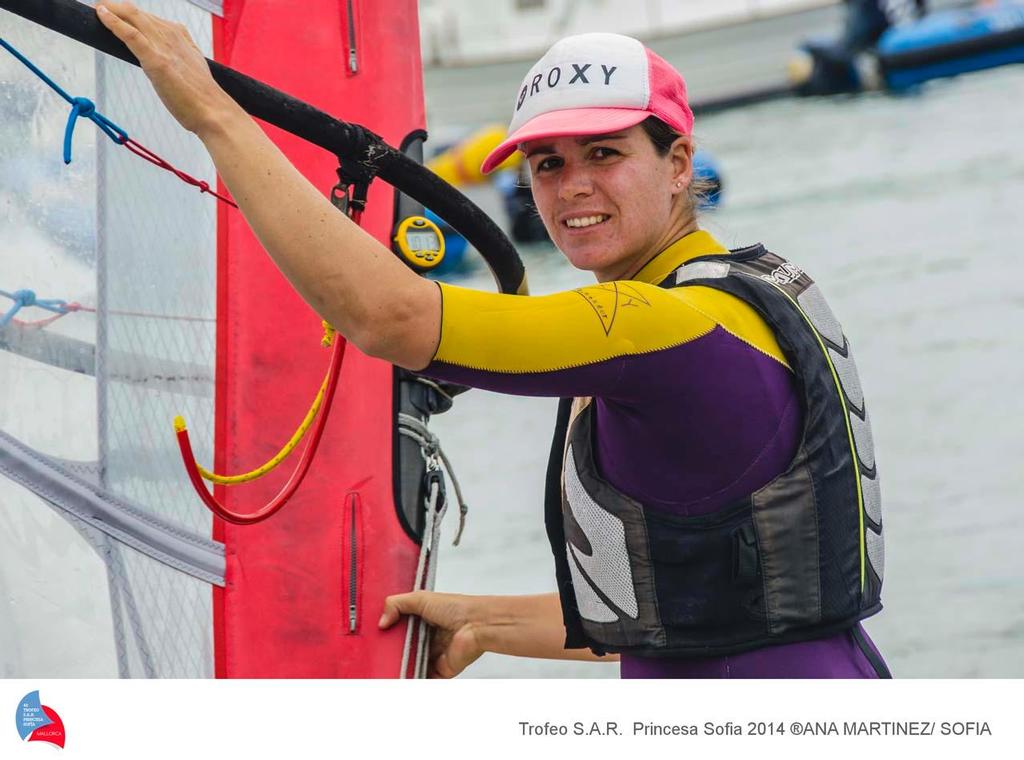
left=424, top=230, right=888, bottom=678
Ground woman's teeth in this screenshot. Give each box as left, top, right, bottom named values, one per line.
left=565, top=215, right=609, bottom=228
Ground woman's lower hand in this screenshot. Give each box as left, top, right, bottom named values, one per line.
left=379, top=591, right=487, bottom=678
left=96, top=2, right=235, bottom=136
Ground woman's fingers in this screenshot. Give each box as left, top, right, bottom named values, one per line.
left=378, top=591, right=428, bottom=629
left=378, top=591, right=485, bottom=677
left=96, top=4, right=155, bottom=61
left=101, top=2, right=148, bottom=29
left=100, top=1, right=164, bottom=33
left=98, top=2, right=186, bottom=68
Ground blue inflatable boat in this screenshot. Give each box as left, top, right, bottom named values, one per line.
left=879, top=2, right=1024, bottom=89
left=793, top=2, right=1024, bottom=95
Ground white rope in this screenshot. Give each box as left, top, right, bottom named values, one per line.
left=394, top=410, right=469, bottom=677
left=398, top=413, right=470, bottom=545
left=399, top=476, right=448, bottom=678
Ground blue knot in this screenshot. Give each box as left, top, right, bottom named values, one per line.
left=0, top=288, right=72, bottom=328
left=62, top=96, right=129, bottom=164
left=1, top=289, right=37, bottom=328
left=64, top=98, right=93, bottom=164
left=72, top=96, right=96, bottom=117
left=2, top=37, right=130, bottom=165
left=13, top=289, right=37, bottom=307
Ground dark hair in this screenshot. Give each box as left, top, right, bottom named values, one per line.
left=638, top=115, right=680, bottom=156
left=638, top=115, right=713, bottom=214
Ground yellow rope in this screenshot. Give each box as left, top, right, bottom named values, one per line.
left=173, top=321, right=338, bottom=486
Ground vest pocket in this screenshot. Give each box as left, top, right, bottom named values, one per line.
left=644, top=503, right=767, bottom=643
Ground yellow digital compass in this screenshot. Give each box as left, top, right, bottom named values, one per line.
left=394, top=215, right=445, bottom=271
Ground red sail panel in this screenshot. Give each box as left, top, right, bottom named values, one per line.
left=212, top=0, right=425, bottom=677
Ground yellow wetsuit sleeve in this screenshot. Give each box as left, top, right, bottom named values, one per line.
left=425, top=280, right=789, bottom=399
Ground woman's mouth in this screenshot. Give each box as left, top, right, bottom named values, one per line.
left=564, top=214, right=610, bottom=229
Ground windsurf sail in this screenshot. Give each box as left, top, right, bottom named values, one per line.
left=1, top=0, right=525, bottom=678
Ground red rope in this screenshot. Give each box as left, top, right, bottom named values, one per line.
left=11, top=302, right=217, bottom=327
left=11, top=302, right=83, bottom=329
left=122, top=137, right=238, bottom=208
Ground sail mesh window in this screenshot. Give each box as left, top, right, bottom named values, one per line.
left=1, top=0, right=219, bottom=678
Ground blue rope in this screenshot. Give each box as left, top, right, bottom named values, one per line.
left=1, top=37, right=129, bottom=164
left=0, top=288, right=70, bottom=328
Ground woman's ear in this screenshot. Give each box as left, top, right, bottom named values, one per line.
left=670, top=135, right=694, bottom=193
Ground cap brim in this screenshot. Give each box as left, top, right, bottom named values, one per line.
left=480, top=108, right=652, bottom=174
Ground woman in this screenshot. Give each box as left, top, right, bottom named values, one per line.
left=96, top=3, right=888, bottom=679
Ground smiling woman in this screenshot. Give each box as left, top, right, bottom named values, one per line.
left=88, top=0, right=887, bottom=680
left=383, top=33, right=889, bottom=680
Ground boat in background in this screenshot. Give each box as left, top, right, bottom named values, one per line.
left=792, top=1, right=1024, bottom=94
left=879, top=1, right=1024, bottom=89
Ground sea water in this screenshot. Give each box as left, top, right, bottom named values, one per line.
left=432, top=64, right=1024, bottom=677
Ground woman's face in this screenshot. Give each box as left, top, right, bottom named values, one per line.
left=522, top=124, right=692, bottom=281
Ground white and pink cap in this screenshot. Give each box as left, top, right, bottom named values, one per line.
left=481, top=33, right=694, bottom=174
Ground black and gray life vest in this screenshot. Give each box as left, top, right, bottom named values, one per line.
left=544, top=244, right=884, bottom=657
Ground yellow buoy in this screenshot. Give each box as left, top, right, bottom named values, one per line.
left=427, top=124, right=521, bottom=186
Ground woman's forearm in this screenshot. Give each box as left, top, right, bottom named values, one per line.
left=475, top=592, right=619, bottom=663
left=196, top=101, right=440, bottom=369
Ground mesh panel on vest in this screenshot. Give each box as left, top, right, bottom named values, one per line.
left=829, top=343, right=865, bottom=412
left=564, top=444, right=638, bottom=618
left=861, top=473, right=882, bottom=526
left=796, top=284, right=844, bottom=346
left=866, top=526, right=885, bottom=582
left=565, top=546, right=618, bottom=623
left=850, top=410, right=876, bottom=471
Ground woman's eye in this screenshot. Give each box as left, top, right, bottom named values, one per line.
left=591, top=146, right=619, bottom=160
left=536, top=156, right=562, bottom=172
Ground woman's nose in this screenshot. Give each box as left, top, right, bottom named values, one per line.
left=557, top=165, right=594, bottom=200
